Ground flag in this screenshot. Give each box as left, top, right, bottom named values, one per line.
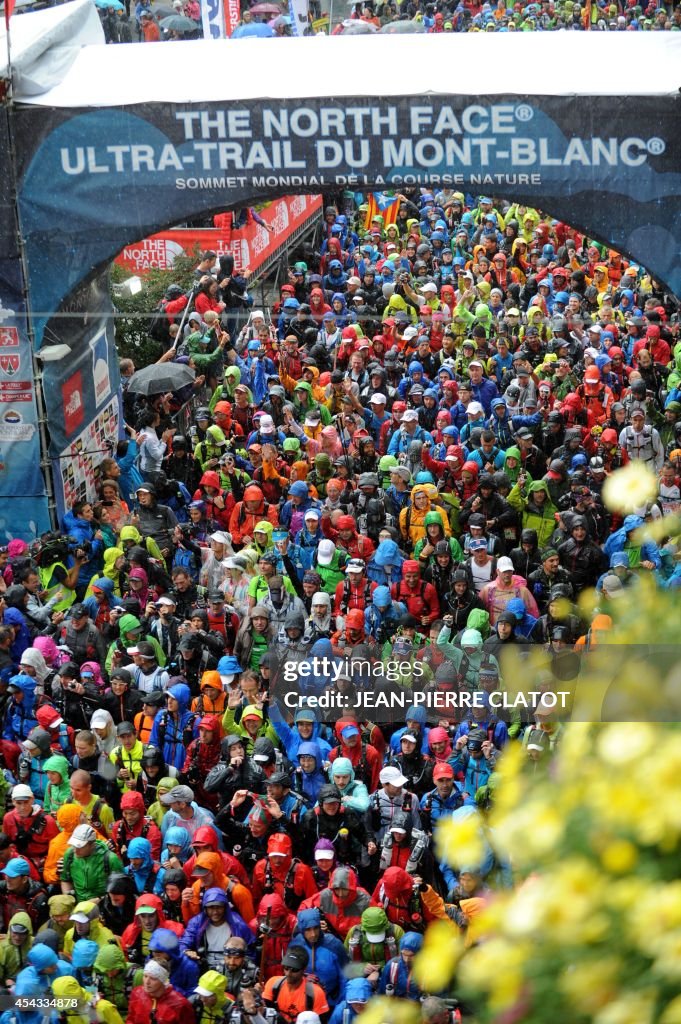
left=288, top=0, right=308, bottom=36
left=5, top=0, right=16, bottom=30
left=364, top=192, right=400, bottom=232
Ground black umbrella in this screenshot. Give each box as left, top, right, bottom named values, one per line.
left=127, top=362, right=196, bottom=396
left=153, top=5, right=176, bottom=16
left=160, top=13, right=198, bottom=30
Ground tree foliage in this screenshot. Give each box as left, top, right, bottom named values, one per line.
left=110, top=249, right=200, bottom=367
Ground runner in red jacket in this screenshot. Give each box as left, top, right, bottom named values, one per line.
left=126, top=960, right=196, bottom=1024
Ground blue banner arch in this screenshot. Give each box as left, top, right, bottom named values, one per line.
left=11, top=83, right=681, bottom=349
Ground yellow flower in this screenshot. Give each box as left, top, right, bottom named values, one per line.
left=595, top=992, right=655, bottom=1024
left=411, top=920, right=463, bottom=990
left=461, top=937, right=530, bottom=1008
left=559, top=958, right=622, bottom=1014
left=600, top=839, right=638, bottom=874
left=597, top=723, right=656, bottom=765
left=493, top=798, right=564, bottom=866
left=356, top=998, right=420, bottom=1024
left=435, top=811, right=484, bottom=869
left=602, top=462, right=658, bottom=514
left=661, top=995, right=681, bottom=1024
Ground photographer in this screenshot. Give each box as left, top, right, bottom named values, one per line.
left=203, top=733, right=264, bottom=809
left=147, top=595, right=182, bottom=662
left=133, top=484, right=179, bottom=564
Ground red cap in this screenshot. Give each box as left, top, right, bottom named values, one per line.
left=433, top=763, right=454, bottom=780
left=199, top=715, right=219, bottom=731
left=403, top=560, right=420, bottom=574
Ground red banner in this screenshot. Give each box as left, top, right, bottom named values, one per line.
left=223, top=0, right=240, bottom=36
left=115, top=195, right=322, bottom=276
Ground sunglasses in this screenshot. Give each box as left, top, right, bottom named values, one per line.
left=224, top=948, right=245, bottom=956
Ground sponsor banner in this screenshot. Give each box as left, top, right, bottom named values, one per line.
left=201, top=0, right=225, bottom=38
left=223, top=0, right=239, bottom=35
left=0, top=278, right=50, bottom=539
left=38, top=271, right=121, bottom=521
left=0, top=109, right=50, bottom=538
left=114, top=194, right=323, bottom=275
left=11, top=94, right=681, bottom=349
left=53, top=395, right=119, bottom=513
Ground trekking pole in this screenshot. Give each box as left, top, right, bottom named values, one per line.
left=258, top=907, right=272, bottom=982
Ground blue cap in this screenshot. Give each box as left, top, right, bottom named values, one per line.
left=610, top=552, right=629, bottom=568
left=247, top=340, right=262, bottom=352
left=283, top=298, right=300, bottom=310
left=1, top=858, right=30, bottom=878
left=341, top=725, right=360, bottom=740
left=469, top=538, right=487, bottom=552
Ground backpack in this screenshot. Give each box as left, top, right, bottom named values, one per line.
left=12, top=810, right=47, bottom=855
left=338, top=577, right=373, bottom=616
left=149, top=301, right=171, bottom=345
left=395, top=578, right=429, bottom=614
left=623, top=424, right=655, bottom=463
left=271, top=976, right=316, bottom=1012
left=155, top=710, right=198, bottom=755
left=172, top=544, right=200, bottom=582
left=63, top=844, right=112, bottom=876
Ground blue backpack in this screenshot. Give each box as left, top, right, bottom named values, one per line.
left=172, top=544, right=199, bottom=582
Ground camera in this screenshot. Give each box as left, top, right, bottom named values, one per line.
left=67, top=536, right=92, bottom=560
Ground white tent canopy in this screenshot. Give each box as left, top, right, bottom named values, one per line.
left=1, top=0, right=103, bottom=95
left=9, top=23, right=681, bottom=105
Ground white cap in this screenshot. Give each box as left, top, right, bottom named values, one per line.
left=314, top=848, right=335, bottom=861
left=420, top=282, right=437, bottom=294
left=156, top=596, right=176, bottom=607
left=370, top=393, right=387, bottom=405
left=316, top=539, right=335, bottom=566
left=68, top=824, right=97, bottom=849
left=90, top=711, right=110, bottom=729
left=588, top=324, right=602, bottom=333
left=402, top=326, right=419, bottom=340
left=365, top=931, right=386, bottom=943
left=251, top=310, right=265, bottom=320
left=379, top=766, right=407, bottom=787
left=467, top=402, right=484, bottom=415
left=126, top=646, right=140, bottom=656
left=347, top=276, right=361, bottom=287
left=210, top=531, right=231, bottom=546
left=259, top=414, right=274, bottom=431
left=194, top=986, right=214, bottom=998
left=497, top=557, right=515, bottom=573
left=468, top=360, right=483, bottom=369
left=401, top=409, right=419, bottom=423
left=12, top=784, right=33, bottom=801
